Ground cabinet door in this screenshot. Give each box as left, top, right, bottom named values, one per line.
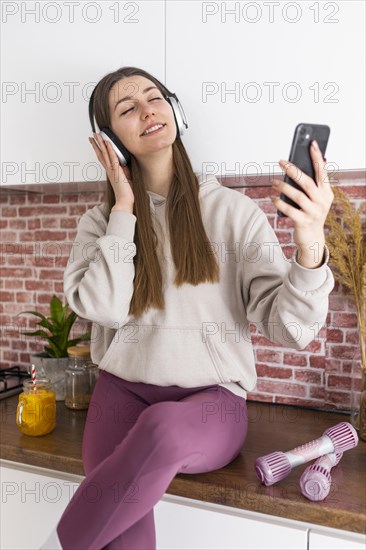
left=0, top=462, right=83, bottom=550
left=0, top=461, right=307, bottom=550
left=308, top=529, right=366, bottom=550
left=154, top=497, right=307, bottom=550
left=2, top=3, right=166, bottom=185
left=3, top=461, right=363, bottom=550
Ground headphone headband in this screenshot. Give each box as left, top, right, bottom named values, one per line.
left=89, top=86, right=98, bottom=134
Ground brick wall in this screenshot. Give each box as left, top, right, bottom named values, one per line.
left=1, top=174, right=364, bottom=411
left=244, top=176, right=365, bottom=410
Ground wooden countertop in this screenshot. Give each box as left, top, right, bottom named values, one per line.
left=1, top=395, right=365, bottom=535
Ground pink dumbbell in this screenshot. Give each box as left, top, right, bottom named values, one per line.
left=300, top=451, right=343, bottom=502
left=255, top=422, right=358, bottom=486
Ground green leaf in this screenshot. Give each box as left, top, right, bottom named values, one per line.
left=50, top=295, right=64, bottom=328
left=37, top=318, right=53, bottom=332
left=63, top=311, right=77, bottom=342
left=18, top=311, right=48, bottom=321
left=46, top=335, right=66, bottom=357
left=62, top=303, right=69, bottom=321
left=67, top=333, right=91, bottom=348
left=66, top=338, right=84, bottom=348
left=18, top=296, right=88, bottom=358
left=22, top=329, right=50, bottom=338
left=44, top=345, right=58, bottom=358
left=50, top=294, right=61, bottom=315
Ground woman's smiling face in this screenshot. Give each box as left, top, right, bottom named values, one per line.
left=108, top=75, right=177, bottom=160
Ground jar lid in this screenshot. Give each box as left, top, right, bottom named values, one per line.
left=67, top=345, right=91, bottom=357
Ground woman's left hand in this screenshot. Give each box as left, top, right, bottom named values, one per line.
left=271, top=140, right=334, bottom=251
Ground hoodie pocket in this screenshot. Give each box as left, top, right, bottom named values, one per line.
left=206, top=333, right=252, bottom=388
left=97, top=324, right=230, bottom=386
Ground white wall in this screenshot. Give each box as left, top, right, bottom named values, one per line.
left=1, top=0, right=365, bottom=185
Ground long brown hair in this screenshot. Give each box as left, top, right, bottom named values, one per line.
left=92, top=66, right=220, bottom=319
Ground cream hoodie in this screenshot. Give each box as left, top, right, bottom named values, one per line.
left=63, top=173, right=335, bottom=399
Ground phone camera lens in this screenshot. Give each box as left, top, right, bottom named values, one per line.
left=300, top=127, right=306, bottom=134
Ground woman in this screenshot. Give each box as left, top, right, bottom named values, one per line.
left=41, top=66, right=335, bottom=550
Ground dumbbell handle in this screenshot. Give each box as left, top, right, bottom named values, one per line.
left=313, top=451, right=343, bottom=470
left=285, top=434, right=334, bottom=467
left=255, top=422, right=358, bottom=486
left=300, top=452, right=343, bottom=501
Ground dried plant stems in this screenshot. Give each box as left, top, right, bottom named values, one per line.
left=325, top=184, right=366, bottom=373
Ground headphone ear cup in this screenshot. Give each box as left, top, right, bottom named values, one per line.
left=100, top=128, right=131, bottom=167
left=165, top=94, right=189, bottom=138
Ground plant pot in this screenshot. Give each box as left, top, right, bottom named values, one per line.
left=29, top=354, right=70, bottom=401
left=350, top=333, right=366, bottom=442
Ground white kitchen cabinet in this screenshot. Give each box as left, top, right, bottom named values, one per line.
left=0, top=460, right=83, bottom=550
left=2, top=2, right=365, bottom=185
left=0, top=460, right=364, bottom=550
left=307, top=529, right=365, bottom=550
left=154, top=496, right=307, bottom=549
left=2, top=2, right=166, bottom=186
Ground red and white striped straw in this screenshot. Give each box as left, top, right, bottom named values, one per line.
left=31, top=363, right=37, bottom=390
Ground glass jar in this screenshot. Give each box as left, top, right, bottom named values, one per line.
left=65, top=363, right=90, bottom=410
left=16, top=378, right=56, bottom=436
left=65, top=345, right=99, bottom=409
left=85, top=362, right=99, bottom=396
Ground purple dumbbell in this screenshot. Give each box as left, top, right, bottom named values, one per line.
left=255, top=422, right=358, bottom=487
left=300, top=451, right=343, bottom=502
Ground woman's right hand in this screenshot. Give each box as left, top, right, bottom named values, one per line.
left=89, top=133, right=135, bottom=208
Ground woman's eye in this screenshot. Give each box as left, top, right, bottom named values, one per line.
left=120, top=97, right=162, bottom=116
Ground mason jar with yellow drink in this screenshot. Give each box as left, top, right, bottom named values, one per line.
left=16, top=378, right=56, bottom=436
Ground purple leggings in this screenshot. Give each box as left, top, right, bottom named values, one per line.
left=56, top=370, right=248, bottom=550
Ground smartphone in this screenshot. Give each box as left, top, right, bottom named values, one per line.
left=277, top=123, right=330, bottom=217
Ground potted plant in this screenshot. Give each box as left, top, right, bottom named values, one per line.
left=325, top=184, right=366, bottom=439
left=19, top=295, right=91, bottom=400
